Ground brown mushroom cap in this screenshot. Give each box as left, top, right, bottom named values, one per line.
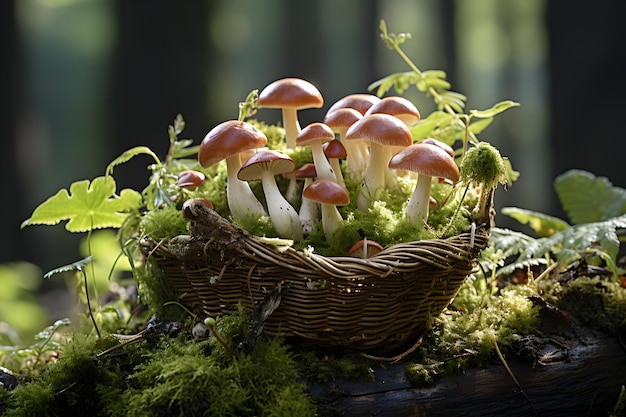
left=347, top=239, right=384, bottom=258
left=295, top=122, right=336, bottom=146
left=198, top=120, right=267, bottom=168
left=344, top=113, right=412, bottom=148
left=327, top=93, right=381, bottom=116
left=257, top=78, right=324, bottom=109
left=303, top=179, right=349, bottom=206
left=294, top=163, right=317, bottom=179
left=323, top=107, right=363, bottom=134
left=237, top=149, right=296, bottom=181
left=421, top=138, right=455, bottom=158
left=364, top=96, right=421, bottom=127
left=388, top=143, right=460, bottom=182
left=323, top=140, right=347, bottom=159
left=177, top=170, right=206, bottom=189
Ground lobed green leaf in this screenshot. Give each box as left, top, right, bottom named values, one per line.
left=501, top=207, right=570, bottom=237
left=21, top=176, right=142, bottom=233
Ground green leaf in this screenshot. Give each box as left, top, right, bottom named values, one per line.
left=468, top=117, right=493, bottom=135
left=410, top=111, right=454, bottom=141
left=106, top=146, right=161, bottom=177
left=554, top=169, right=626, bottom=224
left=470, top=100, right=520, bottom=119
left=22, top=176, right=142, bottom=232
left=44, top=256, right=93, bottom=279
left=501, top=207, right=570, bottom=237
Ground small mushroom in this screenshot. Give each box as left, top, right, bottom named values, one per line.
left=323, top=107, right=366, bottom=181
left=198, top=120, right=268, bottom=221
left=296, top=122, right=337, bottom=182
left=344, top=114, right=412, bottom=210
left=388, top=143, right=460, bottom=224
left=327, top=93, right=381, bottom=116
left=364, top=96, right=421, bottom=127
left=322, top=140, right=347, bottom=190
left=347, top=238, right=384, bottom=259
left=257, top=78, right=324, bottom=149
left=294, top=163, right=319, bottom=234
left=177, top=170, right=206, bottom=190
left=238, top=149, right=303, bottom=241
left=302, top=179, right=349, bottom=239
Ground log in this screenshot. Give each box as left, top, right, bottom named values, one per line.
left=309, top=331, right=626, bottom=416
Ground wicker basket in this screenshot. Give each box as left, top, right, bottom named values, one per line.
left=140, top=198, right=491, bottom=353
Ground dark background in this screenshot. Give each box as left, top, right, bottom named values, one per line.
left=2, top=0, right=625, bottom=273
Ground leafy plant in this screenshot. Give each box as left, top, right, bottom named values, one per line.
left=494, top=169, right=626, bottom=279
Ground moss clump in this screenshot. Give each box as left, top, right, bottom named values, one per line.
left=138, top=205, right=189, bottom=241
left=404, top=280, right=541, bottom=387
left=4, top=309, right=316, bottom=416
left=539, top=276, right=626, bottom=334
left=460, top=142, right=507, bottom=191
left=3, top=334, right=126, bottom=417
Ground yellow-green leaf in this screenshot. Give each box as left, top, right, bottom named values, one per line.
left=22, top=176, right=142, bottom=233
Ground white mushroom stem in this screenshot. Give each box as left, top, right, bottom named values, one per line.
left=259, top=171, right=303, bottom=241
left=320, top=203, right=343, bottom=239
left=343, top=140, right=366, bottom=180
left=225, top=155, right=267, bottom=220
left=358, top=142, right=387, bottom=211
left=281, top=107, right=300, bottom=149
left=298, top=178, right=319, bottom=234
left=404, top=174, right=433, bottom=223
left=310, top=142, right=336, bottom=182
left=327, top=157, right=346, bottom=190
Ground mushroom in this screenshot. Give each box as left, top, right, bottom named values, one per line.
left=302, top=179, right=349, bottom=239
left=365, top=96, right=421, bottom=187
left=421, top=138, right=455, bottom=158
left=257, top=78, right=324, bottom=149
left=177, top=170, right=206, bottom=189
left=237, top=149, right=303, bottom=241
left=388, top=143, right=460, bottom=224
left=323, top=107, right=366, bottom=181
left=327, top=93, right=381, bottom=116
left=198, top=120, right=268, bottom=221
left=347, top=238, right=384, bottom=259
left=322, top=140, right=347, bottom=190
left=344, top=114, right=412, bottom=211
left=295, top=122, right=337, bottom=182
left=364, top=96, right=421, bottom=127
left=294, top=163, right=319, bottom=235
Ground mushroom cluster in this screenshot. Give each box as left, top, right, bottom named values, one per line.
left=194, top=78, right=463, bottom=253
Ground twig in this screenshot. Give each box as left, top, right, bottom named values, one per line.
left=493, top=337, right=537, bottom=415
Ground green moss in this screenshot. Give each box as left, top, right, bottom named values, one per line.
left=404, top=281, right=541, bottom=386
left=540, top=276, right=626, bottom=334
left=460, top=142, right=507, bottom=190
left=133, top=258, right=181, bottom=320
left=4, top=334, right=126, bottom=417
left=139, top=205, right=189, bottom=242
left=297, top=351, right=374, bottom=384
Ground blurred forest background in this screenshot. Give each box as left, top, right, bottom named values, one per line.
left=1, top=0, right=625, bottom=340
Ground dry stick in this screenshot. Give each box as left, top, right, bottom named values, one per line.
left=493, top=337, right=537, bottom=415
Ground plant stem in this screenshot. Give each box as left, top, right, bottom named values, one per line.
left=81, top=267, right=101, bottom=341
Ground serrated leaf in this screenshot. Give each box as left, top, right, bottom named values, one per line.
left=554, top=169, right=626, bottom=224
left=105, top=146, right=161, bottom=177
left=44, top=256, right=93, bottom=279
left=470, top=100, right=520, bottom=118
left=22, top=176, right=142, bottom=232
left=501, top=207, right=570, bottom=237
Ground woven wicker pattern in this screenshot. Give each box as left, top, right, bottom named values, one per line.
left=141, top=200, right=490, bottom=353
